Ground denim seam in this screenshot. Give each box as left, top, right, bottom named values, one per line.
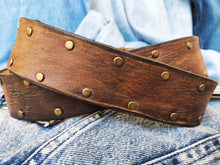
left=40, top=111, right=117, bottom=165
left=189, top=146, right=220, bottom=165
left=21, top=109, right=115, bottom=165
left=143, top=134, right=220, bottom=164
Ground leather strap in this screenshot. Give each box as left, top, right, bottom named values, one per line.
left=0, top=18, right=217, bottom=126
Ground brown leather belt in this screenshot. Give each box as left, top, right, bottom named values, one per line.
left=0, top=18, right=217, bottom=126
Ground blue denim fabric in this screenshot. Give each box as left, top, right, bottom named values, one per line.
left=202, top=49, right=220, bottom=86
left=89, top=0, right=193, bottom=44
left=0, top=0, right=220, bottom=164
left=0, top=0, right=88, bottom=70
left=0, top=92, right=6, bottom=108
left=192, top=0, right=220, bottom=52
left=0, top=107, right=219, bottom=164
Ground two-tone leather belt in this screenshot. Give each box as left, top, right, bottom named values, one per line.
left=0, top=18, right=217, bottom=126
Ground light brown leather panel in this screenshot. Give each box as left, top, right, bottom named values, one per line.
left=0, top=18, right=217, bottom=126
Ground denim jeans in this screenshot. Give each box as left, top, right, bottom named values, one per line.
left=0, top=0, right=219, bottom=164
left=192, top=0, right=220, bottom=52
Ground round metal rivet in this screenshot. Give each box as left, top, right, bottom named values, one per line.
left=199, top=83, right=206, bottom=92
left=151, top=50, right=159, bottom=58
left=23, top=80, right=31, bottom=87
left=113, top=57, right=124, bottom=67
left=18, top=110, right=25, bottom=118
left=54, top=108, right=63, bottom=116
left=204, top=70, right=208, bottom=77
left=161, top=71, right=170, bottom=81
left=170, top=113, right=178, bottom=121
left=128, top=101, right=137, bottom=110
left=65, top=40, right=74, bottom=50
left=9, top=58, right=13, bottom=66
left=35, top=73, right=44, bottom=82
left=82, top=88, right=92, bottom=97
left=187, top=42, right=192, bottom=49
left=26, top=27, right=33, bottom=36
left=198, top=115, right=203, bottom=122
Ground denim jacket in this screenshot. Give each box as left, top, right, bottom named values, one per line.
left=0, top=0, right=219, bottom=164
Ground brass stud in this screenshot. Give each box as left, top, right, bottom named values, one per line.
left=198, top=83, right=206, bottom=92
left=35, top=73, right=44, bottom=82
left=26, top=27, right=33, bottom=37
left=151, top=50, right=159, bottom=58
left=54, top=108, right=63, bottom=116
left=23, top=80, right=31, bottom=87
left=161, top=71, right=170, bottom=81
left=198, top=116, right=203, bottom=123
left=204, top=70, right=208, bottom=77
left=65, top=40, right=74, bottom=50
left=18, top=110, right=25, bottom=118
left=186, top=42, right=192, bottom=49
left=170, top=113, right=178, bottom=121
left=113, top=57, right=124, bottom=67
left=128, top=101, right=137, bottom=110
left=9, top=58, right=13, bottom=66
left=82, top=88, right=92, bottom=97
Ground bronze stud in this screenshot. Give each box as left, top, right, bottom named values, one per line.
left=18, top=110, right=25, bottom=118
left=82, top=88, right=92, bottom=97
left=198, top=83, right=206, bottom=92
left=198, top=116, right=203, bottom=122
left=26, top=27, right=33, bottom=37
left=128, top=101, right=137, bottom=110
left=186, top=42, right=192, bottom=49
left=23, top=80, right=31, bottom=87
left=35, top=73, right=44, bottom=82
left=54, top=108, right=63, bottom=116
left=170, top=113, right=178, bottom=121
left=161, top=71, right=170, bottom=81
left=113, top=57, right=124, bottom=67
left=151, top=50, right=159, bottom=58
left=65, top=40, right=74, bottom=50
left=9, top=58, right=13, bottom=66
left=204, top=70, right=208, bottom=77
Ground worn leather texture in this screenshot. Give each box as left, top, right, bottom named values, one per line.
left=0, top=18, right=217, bottom=126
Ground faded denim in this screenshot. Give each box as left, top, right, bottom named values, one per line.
left=192, top=0, right=220, bottom=52
left=0, top=0, right=220, bottom=164
left=0, top=0, right=88, bottom=70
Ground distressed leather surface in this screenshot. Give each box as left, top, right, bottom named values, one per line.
left=0, top=18, right=217, bottom=126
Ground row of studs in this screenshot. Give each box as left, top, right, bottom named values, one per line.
left=19, top=81, right=180, bottom=121
left=13, top=27, right=205, bottom=122
left=151, top=41, right=192, bottom=59
left=12, top=75, right=204, bottom=121
left=17, top=79, right=64, bottom=118
left=17, top=107, right=63, bottom=118
left=0, top=76, right=193, bottom=122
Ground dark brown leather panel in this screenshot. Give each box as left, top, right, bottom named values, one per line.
left=131, top=36, right=207, bottom=77
left=0, top=18, right=217, bottom=126
left=0, top=70, right=101, bottom=121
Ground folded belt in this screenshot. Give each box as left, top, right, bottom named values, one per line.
left=0, top=18, right=217, bottom=126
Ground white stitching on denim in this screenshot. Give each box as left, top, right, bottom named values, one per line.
left=21, top=109, right=115, bottom=165
left=143, top=134, right=220, bottom=165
